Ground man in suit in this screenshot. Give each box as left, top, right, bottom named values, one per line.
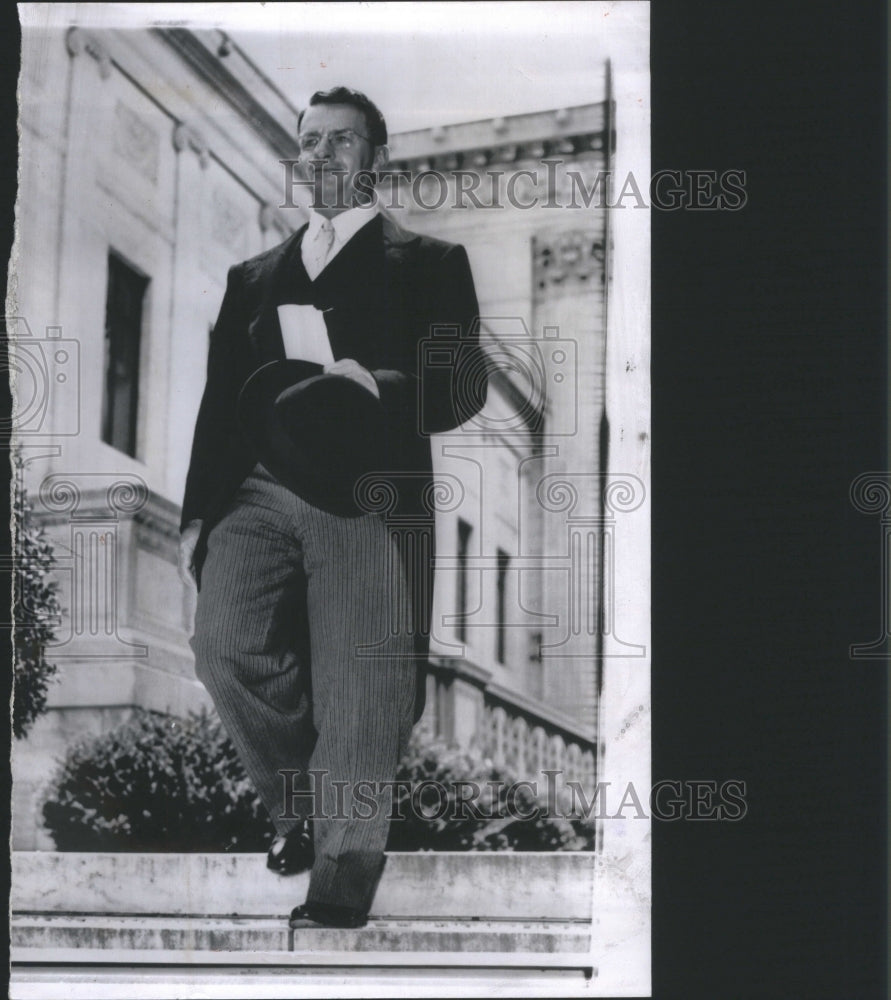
left=178, top=87, right=486, bottom=929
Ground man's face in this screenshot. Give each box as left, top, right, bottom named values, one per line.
left=297, top=103, right=388, bottom=217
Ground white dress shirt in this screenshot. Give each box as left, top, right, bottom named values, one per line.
left=301, top=199, right=381, bottom=280
left=279, top=200, right=381, bottom=364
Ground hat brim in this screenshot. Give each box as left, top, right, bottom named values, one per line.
left=238, top=360, right=385, bottom=517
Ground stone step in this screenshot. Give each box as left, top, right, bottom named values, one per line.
left=11, top=913, right=592, bottom=955
left=9, top=965, right=596, bottom=999
left=9, top=850, right=654, bottom=994
left=12, top=851, right=596, bottom=920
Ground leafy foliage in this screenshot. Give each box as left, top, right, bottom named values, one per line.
left=43, top=708, right=275, bottom=851
left=387, top=731, right=596, bottom=851
left=42, top=710, right=597, bottom=852
left=12, top=452, right=63, bottom=739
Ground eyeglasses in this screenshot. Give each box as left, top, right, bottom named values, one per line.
left=297, top=128, right=372, bottom=153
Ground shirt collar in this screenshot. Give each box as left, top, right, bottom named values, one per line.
left=306, top=197, right=380, bottom=248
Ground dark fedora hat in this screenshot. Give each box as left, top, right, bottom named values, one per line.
left=237, top=359, right=385, bottom=517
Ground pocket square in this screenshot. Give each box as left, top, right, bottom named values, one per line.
left=277, top=304, right=335, bottom=366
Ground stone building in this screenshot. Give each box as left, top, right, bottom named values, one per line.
left=10, top=24, right=630, bottom=849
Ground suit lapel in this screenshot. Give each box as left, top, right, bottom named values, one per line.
left=247, top=225, right=311, bottom=361
left=312, top=213, right=421, bottom=300
left=311, top=214, right=385, bottom=305
left=247, top=212, right=422, bottom=363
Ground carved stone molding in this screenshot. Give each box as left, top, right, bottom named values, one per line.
left=172, top=121, right=210, bottom=169
left=154, top=28, right=300, bottom=160
left=113, top=102, right=160, bottom=183
left=132, top=491, right=184, bottom=545
left=389, top=101, right=606, bottom=161
left=65, top=26, right=112, bottom=80
left=388, top=131, right=605, bottom=177
left=210, top=188, right=247, bottom=251
left=533, top=230, right=606, bottom=297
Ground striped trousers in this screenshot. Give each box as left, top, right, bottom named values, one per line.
left=190, top=464, right=416, bottom=913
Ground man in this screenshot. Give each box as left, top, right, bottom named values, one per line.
left=178, top=87, right=486, bottom=929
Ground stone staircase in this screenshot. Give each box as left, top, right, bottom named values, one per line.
left=10, top=851, right=623, bottom=994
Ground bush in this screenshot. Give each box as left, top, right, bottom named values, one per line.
left=42, top=710, right=597, bottom=852
left=387, top=731, right=596, bottom=852
left=12, top=451, right=63, bottom=739
left=43, top=709, right=275, bottom=851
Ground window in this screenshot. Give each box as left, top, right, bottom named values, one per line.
left=456, top=518, right=473, bottom=644
left=529, top=631, right=544, bottom=699
left=102, top=253, right=148, bottom=457
left=496, top=547, right=511, bottom=664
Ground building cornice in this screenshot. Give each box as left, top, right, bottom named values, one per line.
left=152, top=27, right=300, bottom=161
left=389, top=103, right=606, bottom=169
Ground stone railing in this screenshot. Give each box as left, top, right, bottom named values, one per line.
left=425, top=656, right=599, bottom=793
left=480, top=701, right=596, bottom=788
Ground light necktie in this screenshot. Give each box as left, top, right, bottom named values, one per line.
left=311, top=218, right=335, bottom=277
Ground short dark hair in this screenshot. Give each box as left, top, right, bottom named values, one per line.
left=297, top=87, right=388, bottom=146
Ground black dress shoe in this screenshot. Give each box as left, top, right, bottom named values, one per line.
left=289, top=902, right=368, bottom=929
left=266, top=822, right=314, bottom=875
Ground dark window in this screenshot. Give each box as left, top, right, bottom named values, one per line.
left=529, top=632, right=544, bottom=699
left=496, top=548, right=511, bottom=664
left=456, top=518, right=473, bottom=644
left=102, top=253, right=148, bottom=457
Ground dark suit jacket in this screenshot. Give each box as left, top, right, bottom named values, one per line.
left=182, top=211, right=487, bottom=720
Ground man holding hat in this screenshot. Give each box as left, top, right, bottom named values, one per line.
left=178, top=87, right=487, bottom=929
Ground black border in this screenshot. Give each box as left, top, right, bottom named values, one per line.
left=651, top=3, right=887, bottom=998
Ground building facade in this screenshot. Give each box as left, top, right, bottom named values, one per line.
left=11, top=25, right=617, bottom=847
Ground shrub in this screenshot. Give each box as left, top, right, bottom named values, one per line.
left=12, top=452, right=63, bottom=739
left=42, top=710, right=597, bottom=852
left=43, top=709, right=274, bottom=851
left=387, top=731, right=596, bottom=851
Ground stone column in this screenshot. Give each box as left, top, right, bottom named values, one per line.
left=51, top=28, right=113, bottom=463
left=165, top=121, right=210, bottom=506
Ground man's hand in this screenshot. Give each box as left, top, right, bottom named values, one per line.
left=178, top=520, right=203, bottom=587
left=324, top=358, right=380, bottom=399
